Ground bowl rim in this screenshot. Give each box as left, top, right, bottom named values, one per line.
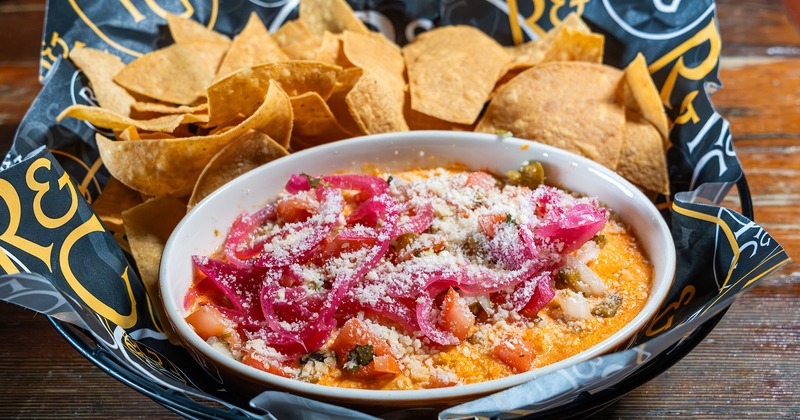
left=160, top=130, right=676, bottom=403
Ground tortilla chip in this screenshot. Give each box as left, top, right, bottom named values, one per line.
left=114, top=42, right=229, bottom=105
left=216, top=12, right=289, bottom=81
left=476, top=62, right=626, bottom=169
left=291, top=91, right=353, bottom=139
left=617, top=114, right=671, bottom=195
left=116, top=126, right=140, bottom=141
left=139, top=132, right=178, bottom=140
left=97, top=80, right=293, bottom=197
left=281, top=37, right=324, bottom=60
left=188, top=130, right=289, bottom=207
left=207, top=61, right=340, bottom=126
left=342, top=30, right=404, bottom=83
left=404, top=92, right=474, bottom=131
left=336, top=30, right=406, bottom=134
left=300, top=0, right=369, bottom=37
left=625, top=53, right=670, bottom=149
left=69, top=47, right=136, bottom=116
left=167, top=13, right=230, bottom=45
left=403, top=25, right=511, bottom=124
left=326, top=67, right=364, bottom=135
left=57, top=105, right=204, bottom=133
left=345, top=72, right=408, bottom=134
left=502, top=13, right=596, bottom=74
left=122, top=196, right=187, bottom=343
left=543, top=27, right=604, bottom=63
left=131, top=102, right=208, bottom=115
left=315, top=31, right=353, bottom=67
left=91, top=176, right=143, bottom=233
left=273, top=19, right=315, bottom=48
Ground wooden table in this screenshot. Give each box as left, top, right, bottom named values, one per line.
left=0, top=0, right=797, bottom=418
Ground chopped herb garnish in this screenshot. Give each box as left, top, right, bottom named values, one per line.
left=504, top=213, right=517, bottom=225
left=592, top=293, right=623, bottom=318
left=302, top=173, right=330, bottom=189
left=592, top=234, right=608, bottom=246
left=505, top=162, right=545, bottom=189
left=555, top=268, right=581, bottom=290
left=346, top=345, right=375, bottom=372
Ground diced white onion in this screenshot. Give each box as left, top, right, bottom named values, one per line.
left=574, top=240, right=600, bottom=264
left=556, top=290, right=592, bottom=320
left=565, top=255, right=606, bottom=296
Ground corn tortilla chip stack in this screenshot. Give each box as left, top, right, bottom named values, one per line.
left=215, top=12, right=289, bottom=81
left=122, top=196, right=188, bottom=343
left=404, top=26, right=512, bottom=125
left=207, top=61, right=341, bottom=127
left=97, top=80, right=293, bottom=197
left=114, top=42, right=229, bottom=105
left=68, top=47, right=136, bottom=116
left=476, top=61, right=626, bottom=169
left=167, top=13, right=230, bottom=45
left=342, top=30, right=408, bottom=134
left=299, top=0, right=370, bottom=36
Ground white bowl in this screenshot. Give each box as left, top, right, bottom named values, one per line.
left=160, top=131, right=675, bottom=407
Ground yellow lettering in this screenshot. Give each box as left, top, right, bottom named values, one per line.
left=144, top=0, right=194, bottom=20
left=42, top=47, right=57, bottom=62
left=49, top=33, right=69, bottom=57
left=674, top=90, right=701, bottom=125
left=648, top=19, right=720, bottom=109
left=569, top=0, right=589, bottom=16
left=0, top=179, right=53, bottom=273
left=645, top=285, right=695, bottom=336
left=26, top=158, right=78, bottom=230
left=507, top=0, right=524, bottom=45
left=61, top=216, right=138, bottom=328
left=118, top=0, right=146, bottom=23
left=550, top=0, right=566, bottom=27
left=524, top=0, right=547, bottom=37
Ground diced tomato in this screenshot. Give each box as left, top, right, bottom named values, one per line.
left=437, top=287, right=475, bottom=342
left=276, top=194, right=318, bottom=223
left=493, top=336, right=536, bottom=373
left=465, top=171, right=497, bottom=190
left=424, top=375, right=458, bottom=389
left=185, top=305, right=229, bottom=340
left=317, top=235, right=376, bottom=260
left=241, top=354, right=294, bottom=378
left=184, top=275, right=229, bottom=310
left=350, top=355, right=401, bottom=379
left=478, top=213, right=507, bottom=237
left=331, top=318, right=399, bottom=378
left=332, top=318, right=392, bottom=361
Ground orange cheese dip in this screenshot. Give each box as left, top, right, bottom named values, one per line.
left=184, top=167, right=652, bottom=390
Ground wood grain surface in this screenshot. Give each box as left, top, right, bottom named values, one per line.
left=0, top=0, right=798, bottom=418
